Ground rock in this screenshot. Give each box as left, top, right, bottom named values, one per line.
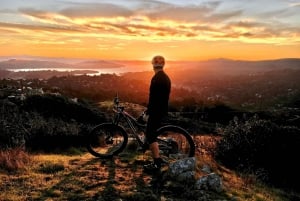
left=162, top=157, right=223, bottom=194
left=167, top=157, right=196, bottom=177
left=201, top=164, right=211, bottom=174
left=176, top=171, right=195, bottom=182
left=195, top=173, right=223, bottom=193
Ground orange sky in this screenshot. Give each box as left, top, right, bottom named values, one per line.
left=0, top=0, right=299, bottom=61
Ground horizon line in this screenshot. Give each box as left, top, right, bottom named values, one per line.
left=0, top=55, right=300, bottom=63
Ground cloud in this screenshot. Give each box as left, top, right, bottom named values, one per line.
left=135, top=1, right=224, bottom=22
left=0, top=27, right=18, bottom=34
left=258, top=7, right=299, bottom=19
left=19, top=8, right=51, bottom=19
left=204, top=10, right=243, bottom=23
left=288, top=0, right=300, bottom=7
left=0, top=21, right=81, bottom=33
left=0, top=0, right=298, bottom=46
left=59, top=3, right=133, bottom=18
left=0, top=8, right=16, bottom=14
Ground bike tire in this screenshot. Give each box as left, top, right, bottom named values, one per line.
left=155, top=125, right=195, bottom=162
left=86, top=123, right=128, bottom=158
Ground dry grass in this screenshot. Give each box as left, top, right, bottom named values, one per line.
left=0, top=147, right=32, bottom=172
left=0, top=138, right=296, bottom=201
left=194, top=135, right=294, bottom=201
left=0, top=151, right=153, bottom=201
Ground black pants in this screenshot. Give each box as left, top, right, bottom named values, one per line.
left=145, top=114, right=168, bottom=144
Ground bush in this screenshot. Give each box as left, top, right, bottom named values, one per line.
left=0, top=99, right=27, bottom=148
left=215, top=115, right=277, bottom=169
left=215, top=115, right=300, bottom=191
left=0, top=147, right=32, bottom=172
left=21, top=94, right=105, bottom=124
left=0, top=94, right=102, bottom=151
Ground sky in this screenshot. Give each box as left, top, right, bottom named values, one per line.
left=0, top=0, right=299, bottom=61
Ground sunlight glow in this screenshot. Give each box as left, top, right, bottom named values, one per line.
left=0, top=0, right=299, bottom=60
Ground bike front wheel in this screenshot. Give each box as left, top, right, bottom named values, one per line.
left=86, top=123, right=128, bottom=158
left=155, top=125, right=195, bottom=162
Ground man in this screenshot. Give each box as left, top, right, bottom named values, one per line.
left=143, top=55, right=171, bottom=172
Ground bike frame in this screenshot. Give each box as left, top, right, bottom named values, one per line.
left=112, top=104, right=146, bottom=147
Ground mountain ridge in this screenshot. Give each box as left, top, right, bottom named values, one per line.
left=0, top=56, right=299, bottom=73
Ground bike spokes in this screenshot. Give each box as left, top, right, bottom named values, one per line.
left=156, top=128, right=195, bottom=162
left=87, top=123, right=128, bottom=158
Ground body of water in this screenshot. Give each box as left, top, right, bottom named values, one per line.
left=7, top=66, right=148, bottom=76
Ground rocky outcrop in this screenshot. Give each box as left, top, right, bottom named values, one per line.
left=163, top=157, right=223, bottom=192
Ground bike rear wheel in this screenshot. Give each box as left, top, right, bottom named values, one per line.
left=87, top=123, right=128, bottom=158
left=155, top=125, right=195, bottom=163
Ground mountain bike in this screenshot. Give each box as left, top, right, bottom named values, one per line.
left=86, top=96, right=195, bottom=163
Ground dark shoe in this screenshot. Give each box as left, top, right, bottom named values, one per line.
left=137, top=143, right=149, bottom=153
left=154, top=157, right=169, bottom=167
left=143, top=158, right=168, bottom=174
left=143, top=162, right=161, bottom=174
left=137, top=146, right=145, bottom=152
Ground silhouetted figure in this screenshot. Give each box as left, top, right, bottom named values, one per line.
left=143, top=55, right=171, bottom=173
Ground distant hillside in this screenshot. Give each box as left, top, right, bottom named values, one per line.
left=0, top=59, right=125, bottom=70
left=76, top=60, right=124, bottom=69
left=0, top=59, right=75, bottom=70
left=0, top=57, right=299, bottom=73
left=192, top=58, right=300, bottom=74
left=122, top=58, right=300, bottom=82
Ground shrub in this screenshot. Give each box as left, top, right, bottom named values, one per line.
left=215, top=115, right=300, bottom=191
left=0, top=99, right=27, bottom=148
left=0, top=147, right=32, bottom=172
left=215, top=115, right=277, bottom=169
left=21, top=94, right=105, bottom=124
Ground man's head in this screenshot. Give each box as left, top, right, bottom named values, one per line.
left=152, top=55, right=165, bottom=69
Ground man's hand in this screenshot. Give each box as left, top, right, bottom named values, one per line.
left=137, top=111, right=149, bottom=124
left=142, top=111, right=149, bottom=122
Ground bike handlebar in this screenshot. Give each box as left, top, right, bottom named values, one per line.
left=113, top=96, right=125, bottom=113
left=112, top=95, right=147, bottom=125
left=114, top=96, right=119, bottom=105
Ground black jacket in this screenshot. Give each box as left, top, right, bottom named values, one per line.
left=147, top=70, right=171, bottom=116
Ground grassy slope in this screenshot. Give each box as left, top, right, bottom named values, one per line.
left=0, top=137, right=292, bottom=201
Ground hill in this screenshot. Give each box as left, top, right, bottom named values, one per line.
left=0, top=90, right=299, bottom=200
left=0, top=56, right=299, bottom=73
left=0, top=59, right=75, bottom=70
left=0, top=59, right=124, bottom=70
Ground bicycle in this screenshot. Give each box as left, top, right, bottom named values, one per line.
left=86, top=95, right=195, bottom=163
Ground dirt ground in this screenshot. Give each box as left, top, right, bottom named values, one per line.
left=0, top=135, right=289, bottom=201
